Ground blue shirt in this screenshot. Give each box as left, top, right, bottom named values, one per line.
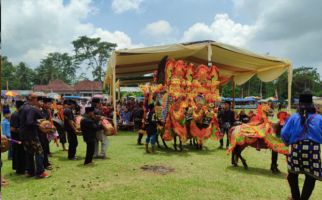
left=121, top=111, right=132, bottom=124
left=1, top=118, right=11, bottom=138
left=281, top=113, right=322, bottom=145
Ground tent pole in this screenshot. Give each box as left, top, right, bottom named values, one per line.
left=118, top=80, right=121, bottom=100
left=113, top=66, right=118, bottom=133
left=287, top=65, right=293, bottom=111
left=207, top=42, right=212, bottom=67
left=232, top=80, right=236, bottom=110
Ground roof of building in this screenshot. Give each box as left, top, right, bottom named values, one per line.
left=74, top=80, right=102, bottom=91
left=33, top=80, right=75, bottom=92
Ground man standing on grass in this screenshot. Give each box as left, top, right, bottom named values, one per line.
left=218, top=101, right=235, bottom=149
left=2, top=108, right=12, bottom=160
left=19, top=93, right=49, bottom=178
left=145, top=103, right=158, bottom=154
left=81, top=107, right=101, bottom=165
left=63, top=100, right=78, bottom=160
left=92, top=98, right=108, bottom=159
left=39, top=97, right=53, bottom=170
left=10, top=100, right=26, bottom=175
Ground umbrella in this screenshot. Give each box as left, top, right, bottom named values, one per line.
left=47, top=93, right=61, bottom=100
left=34, top=91, right=46, bottom=97
left=19, top=91, right=32, bottom=97
left=93, top=94, right=104, bottom=99
left=5, top=91, right=17, bottom=97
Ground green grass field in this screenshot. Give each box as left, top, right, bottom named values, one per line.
left=1, top=131, right=322, bottom=200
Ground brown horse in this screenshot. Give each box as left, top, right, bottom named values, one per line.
left=229, top=106, right=289, bottom=170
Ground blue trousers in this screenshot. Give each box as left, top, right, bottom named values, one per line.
left=146, top=133, right=156, bottom=145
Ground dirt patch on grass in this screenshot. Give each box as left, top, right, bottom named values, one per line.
left=141, top=165, right=175, bottom=175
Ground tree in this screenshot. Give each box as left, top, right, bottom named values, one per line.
left=34, top=52, right=77, bottom=84
left=1, top=56, right=18, bottom=90
left=15, top=62, right=35, bottom=90
left=292, top=67, right=321, bottom=97
left=72, top=36, right=117, bottom=82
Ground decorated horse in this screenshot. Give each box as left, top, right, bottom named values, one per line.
left=228, top=103, right=289, bottom=169
left=140, top=57, right=222, bottom=151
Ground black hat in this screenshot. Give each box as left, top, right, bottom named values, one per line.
left=299, top=94, right=313, bottom=104
left=85, top=106, right=95, bottom=113
left=224, top=101, right=231, bottom=105
left=63, top=100, right=72, bottom=105
left=15, top=100, right=24, bottom=109
left=92, top=98, right=100, bottom=104
left=43, top=97, right=53, bottom=103
left=148, top=103, right=154, bottom=110
left=37, top=96, right=44, bottom=101
left=69, top=100, right=77, bottom=105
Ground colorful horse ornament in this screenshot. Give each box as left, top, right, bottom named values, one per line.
left=228, top=103, right=289, bottom=169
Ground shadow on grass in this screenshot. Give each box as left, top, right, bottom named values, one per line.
left=226, top=165, right=287, bottom=179
left=3, top=172, right=52, bottom=184
left=55, top=154, right=85, bottom=161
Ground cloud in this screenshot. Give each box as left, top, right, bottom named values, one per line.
left=111, top=0, right=143, bottom=14
left=2, top=0, right=141, bottom=67
left=231, top=0, right=322, bottom=70
left=181, top=14, right=256, bottom=47
left=143, top=20, right=173, bottom=38
left=92, top=28, right=144, bottom=49
left=180, top=0, right=322, bottom=77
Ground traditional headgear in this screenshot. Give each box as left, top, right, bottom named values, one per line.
left=63, top=100, right=72, bottom=105
left=299, top=94, right=313, bottom=104
left=37, top=96, right=44, bottom=102
left=148, top=103, right=154, bottom=110
left=43, top=97, right=53, bottom=103
left=91, top=98, right=100, bottom=104
left=3, top=108, right=11, bottom=115
left=15, top=100, right=24, bottom=109
left=85, top=106, right=95, bottom=113
left=69, top=100, right=77, bottom=105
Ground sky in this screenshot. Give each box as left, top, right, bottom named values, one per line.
left=2, top=0, right=322, bottom=77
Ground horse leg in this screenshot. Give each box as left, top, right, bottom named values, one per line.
left=193, top=139, right=198, bottom=149
left=231, top=147, right=238, bottom=167
left=199, top=142, right=203, bottom=150
left=162, top=138, right=168, bottom=149
left=156, top=134, right=161, bottom=148
left=179, top=139, right=183, bottom=151
left=237, top=147, right=248, bottom=170
left=173, top=136, right=178, bottom=151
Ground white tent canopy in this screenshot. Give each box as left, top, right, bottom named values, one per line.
left=105, top=40, right=292, bottom=129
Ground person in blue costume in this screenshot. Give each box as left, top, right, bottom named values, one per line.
left=281, top=93, right=322, bottom=200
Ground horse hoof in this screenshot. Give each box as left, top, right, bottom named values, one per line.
left=232, top=163, right=238, bottom=167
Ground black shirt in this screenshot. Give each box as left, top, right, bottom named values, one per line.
left=146, top=111, right=158, bottom=135
left=10, top=111, right=20, bottom=140
left=64, top=108, right=75, bottom=132
left=41, top=109, right=51, bottom=120
left=218, top=109, right=235, bottom=126
left=19, top=103, right=43, bottom=140
left=81, top=115, right=100, bottom=143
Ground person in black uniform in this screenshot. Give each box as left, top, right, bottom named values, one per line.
left=10, top=100, right=26, bottom=175
left=218, top=101, right=235, bottom=149
left=39, top=97, right=53, bottom=169
left=81, top=107, right=101, bottom=165
left=145, top=103, right=158, bottom=154
left=271, top=118, right=283, bottom=174
left=133, top=102, right=144, bottom=145
left=19, top=93, right=49, bottom=178
left=63, top=100, right=78, bottom=160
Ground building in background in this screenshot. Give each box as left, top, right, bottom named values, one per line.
left=33, top=79, right=103, bottom=97
left=74, top=80, right=102, bottom=97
